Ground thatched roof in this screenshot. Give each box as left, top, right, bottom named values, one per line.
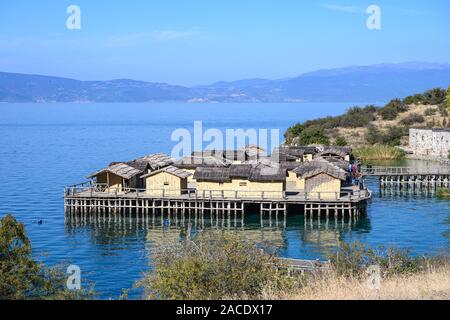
left=321, top=157, right=349, bottom=171
left=315, top=146, right=352, bottom=158
left=272, top=146, right=317, bottom=162
left=249, top=167, right=286, bottom=182
left=242, top=145, right=266, bottom=158
left=194, top=167, right=232, bottom=182
left=192, top=150, right=224, bottom=158
left=87, top=163, right=142, bottom=180
left=293, top=158, right=347, bottom=181
left=174, top=155, right=231, bottom=169
left=135, top=153, right=174, bottom=170
left=193, top=164, right=286, bottom=183
left=228, top=164, right=253, bottom=178
left=141, top=165, right=192, bottom=179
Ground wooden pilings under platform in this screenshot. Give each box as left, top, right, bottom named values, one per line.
left=379, top=174, right=450, bottom=189
left=64, top=193, right=370, bottom=225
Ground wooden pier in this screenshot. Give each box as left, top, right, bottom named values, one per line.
left=362, top=166, right=450, bottom=188
left=64, top=183, right=371, bottom=222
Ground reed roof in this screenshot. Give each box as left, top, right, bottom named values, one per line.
left=293, top=158, right=347, bottom=181
left=87, top=162, right=142, bottom=180
left=174, top=155, right=231, bottom=169
left=141, top=165, right=192, bottom=179
left=315, top=146, right=352, bottom=158
left=193, top=164, right=286, bottom=183
left=135, top=153, right=174, bottom=170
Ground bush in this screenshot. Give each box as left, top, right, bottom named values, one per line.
left=335, top=136, right=347, bottom=146
left=423, top=88, right=446, bottom=105
left=139, top=233, right=296, bottom=300
left=0, top=214, right=95, bottom=300
left=378, top=99, right=409, bottom=120
left=403, top=94, right=426, bottom=105
left=400, top=114, right=425, bottom=126
left=365, top=125, right=407, bottom=146
left=447, top=86, right=450, bottom=111
left=424, top=108, right=437, bottom=116
left=327, top=242, right=425, bottom=278
left=295, top=127, right=330, bottom=145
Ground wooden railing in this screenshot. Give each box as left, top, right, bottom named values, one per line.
left=361, top=166, right=450, bottom=176
left=65, top=183, right=371, bottom=201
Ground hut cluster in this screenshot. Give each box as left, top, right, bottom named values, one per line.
left=87, top=145, right=354, bottom=200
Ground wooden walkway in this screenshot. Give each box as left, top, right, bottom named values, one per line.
left=362, top=166, right=450, bottom=188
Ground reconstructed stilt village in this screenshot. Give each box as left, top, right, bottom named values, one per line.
left=64, top=145, right=371, bottom=222
left=64, top=143, right=450, bottom=223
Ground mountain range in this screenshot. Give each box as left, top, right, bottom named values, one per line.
left=1, top=62, right=449, bottom=103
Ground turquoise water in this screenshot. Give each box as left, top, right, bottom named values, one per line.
left=0, top=103, right=449, bottom=299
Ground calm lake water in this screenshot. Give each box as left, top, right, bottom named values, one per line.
left=0, top=103, right=449, bottom=299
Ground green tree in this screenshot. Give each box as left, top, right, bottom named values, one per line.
left=296, top=127, right=330, bottom=145
left=0, top=214, right=94, bottom=300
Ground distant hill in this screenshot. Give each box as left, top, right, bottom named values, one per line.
left=1, top=62, right=450, bottom=103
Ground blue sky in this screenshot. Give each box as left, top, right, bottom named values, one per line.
left=0, top=0, right=449, bottom=85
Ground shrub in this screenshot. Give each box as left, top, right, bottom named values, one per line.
left=403, top=94, right=425, bottom=105
left=423, top=88, right=446, bottom=105
left=400, top=114, right=425, bottom=126
left=424, top=108, right=437, bottom=116
left=295, top=127, right=330, bottom=145
left=139, top=233, right=296, bottom=300
left=327, top=241, right=424, bottom=278
left=439, top=103, right=449, bottom=117
left=447, top=86, right=450, bottom=111
left=365, top=126, right=407, bottom=146
left=378, top=99, right=408, bottom=120
left=335, top=136, right=347, bottom=146
left=0, top=214, right=95, bottom=300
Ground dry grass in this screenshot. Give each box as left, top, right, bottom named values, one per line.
left=286, top=267, right=450, bottom=300
left=334, top=104, right=450, bottom=148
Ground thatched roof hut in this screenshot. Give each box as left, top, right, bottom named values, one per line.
left=140, top=165, right=192, bottom=179
left=87, top=162, right=142, bottom=180
left=134, top=153, right=174, bottom=170
left=272, top=146, right=317, bottom=162
left=193, top=164, right=286, bottom=183
left=174, top=155, right=231, bottom=169
left=315, top=146, right=352, bottom=159
left=194, top=167, right=231, bottom=182
left=293, top=158, right=347, bottom=181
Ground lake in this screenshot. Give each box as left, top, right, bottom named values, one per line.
left=0, top=102, right=449, bottom=299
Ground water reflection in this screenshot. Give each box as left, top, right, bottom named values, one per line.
left=65, top=212, right=372, bottom=259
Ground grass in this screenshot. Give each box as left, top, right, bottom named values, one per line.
left=353, top=145, right=406, bottom=160
left=285, top=267, right=450, bottom=300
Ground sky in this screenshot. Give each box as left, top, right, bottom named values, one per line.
left=0, top=0, right=449, bottom=85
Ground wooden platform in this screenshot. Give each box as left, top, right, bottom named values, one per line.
left=64, top=184, right=371, bottom=221
left=362, top=166, right=450, bottom=188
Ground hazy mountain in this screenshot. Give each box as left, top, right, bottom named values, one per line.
left=1, top=62, right=450, bottom=103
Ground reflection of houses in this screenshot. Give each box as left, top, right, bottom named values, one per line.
left=87, top=153, right=174, bottom=192
left=141, top=166, right=192, bottom=196
left=292, top=158, right=348, bottom=199
left=194, top=164, right=286, bottom=198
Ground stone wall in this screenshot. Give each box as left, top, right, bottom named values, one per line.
left=409, top=128, right=450, bottom=159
